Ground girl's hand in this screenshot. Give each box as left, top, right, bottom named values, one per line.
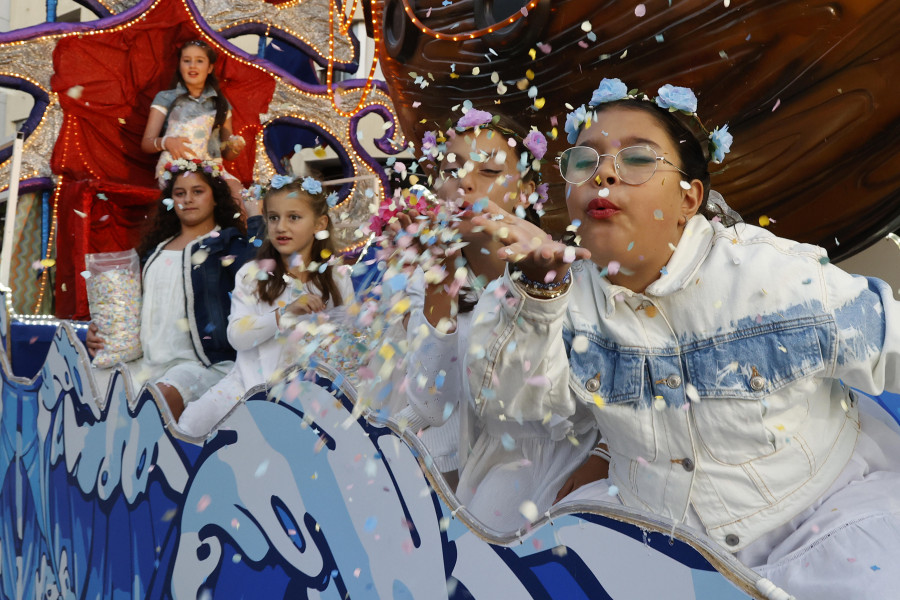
left=468, top=208, right=590, bottom=284
left=224, top=135, right=246, bottom=157
left=163, top=136, right=196, bottom=160
left=85, top=322, right=105, bottom=357
left=285, top=293, right=326, bottom=315
left=553, top=453, right=609, bottom=504
left=242, top=194, right=261, bottom=218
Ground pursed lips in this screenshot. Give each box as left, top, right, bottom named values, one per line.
left=586, top=197, right=620, bottom=220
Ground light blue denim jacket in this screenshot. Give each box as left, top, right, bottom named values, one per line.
left=467, top=216, right=900, bottom=551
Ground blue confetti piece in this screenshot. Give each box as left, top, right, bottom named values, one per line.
left=364, top=516, right=377, bottom=532
left=435, top=370, right=446, bottom=389
left=501, top=433, right=515, bottom=450
left=442, top=403, right=454, bottom=420
left=252, top=238, right=263, bottom=247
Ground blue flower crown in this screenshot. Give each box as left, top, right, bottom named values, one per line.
left=251, top=175, right=339, bottom=208
left=565, top=78, right=733, bottom=164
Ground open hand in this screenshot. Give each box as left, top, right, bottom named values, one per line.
left=163, top=136, right=196, bottom=160
left=467, top=206, right=590, bottom=284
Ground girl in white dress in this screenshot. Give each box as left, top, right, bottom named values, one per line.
left=176, top=177, right=353, bottom=438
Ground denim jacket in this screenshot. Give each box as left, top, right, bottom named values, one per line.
left=468, top=216, right=900, bottom=551
left=142, top=215, right=263, bottom=366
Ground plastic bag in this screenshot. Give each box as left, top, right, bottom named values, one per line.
left=85, top=249, right=143, bottom=368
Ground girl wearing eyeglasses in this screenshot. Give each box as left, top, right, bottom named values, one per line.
left=141, top=39, right=246, bottom=202
left=466, top=79, right=900, bottom=598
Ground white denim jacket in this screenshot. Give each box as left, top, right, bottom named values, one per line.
left=467, top=216, right=900, bottom=551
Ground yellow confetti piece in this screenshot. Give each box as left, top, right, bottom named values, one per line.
left=759, top=215, right=771, bottom=227
left=378, top=343, right=395, bottom=361
left=528, top=48, right=536, bottom=60
left=592, top=393, right=605, bottom=409
left=534, top=97, right=546, bottom=109
left=40, top=258, right=56, bottom=268
left=176, top=318, right=190, bottom=332
left=391, top=297, right=411, bottom=315
left=449, top=72, right=460, bottom=79
left=472, top=66, right=481, bottom=75
left=526, top=69, right=535, bottom=80
left=644, top=305, right=658, bottom=318
left=313, top=146, right=327, bottom=158
left=775, top=424, right=785, bottom=431
left=320, top=249, right=332, bottom=259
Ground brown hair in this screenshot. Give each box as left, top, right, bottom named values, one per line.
left=256, top=181, right=344, bottom=307
left=137, top=168, right=244, bottom=257
left=170, top=39, right=229, bottom=142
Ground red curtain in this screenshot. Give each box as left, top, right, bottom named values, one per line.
left=47, top=0, right=278, bottom=318
left=54, top=179, right=161, bottom=320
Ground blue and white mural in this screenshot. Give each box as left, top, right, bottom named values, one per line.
left=0, top=289, right=811, bottom=599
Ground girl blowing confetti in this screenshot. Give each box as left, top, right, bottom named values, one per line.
left=467, top=78, right=900, bottom=598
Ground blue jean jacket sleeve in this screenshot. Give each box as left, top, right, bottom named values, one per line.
left=827, top=266, right=900, bottom=395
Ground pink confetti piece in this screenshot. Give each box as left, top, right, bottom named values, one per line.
left=636, top=456, right=648, bottom=465
left=532, top=538, right=543, bottom=550
left=544, top=270, right=557, bottom=283
left=635, top=4, right=646, bottom=17
left=231, top=518, right=240, bottom=529
left=537, top=42, right=551, bottom=54
left=196, top=495, right=211, bottom=513
left=772, top=98, right=781, bottom=112
left=578, top=40, right=589, bottom=49
left=525, top=375, right=551, bottom=388
left=608, top=261, right=620, bottom=276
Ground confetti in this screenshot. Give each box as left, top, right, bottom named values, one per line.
left=635, top=4, right=646, bottom=17
left=85, top=253, right=142, bottom=368
left=196, top=495, right=211, bottom=512
left=572, top=335, right=589, bottom=353
left=519, top=500, right=539, bottom=521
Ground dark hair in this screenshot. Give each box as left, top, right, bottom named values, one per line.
left=137, top=168, right=245, bottom=257
left=170, top=40, right=229, bottom=143
left=256, top=181, right=344, bottom=308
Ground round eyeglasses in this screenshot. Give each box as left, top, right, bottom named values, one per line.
left=556, top=145, right=688, bottom=186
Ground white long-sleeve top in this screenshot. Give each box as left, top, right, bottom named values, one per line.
left=227, top=261, right=354, bottom=389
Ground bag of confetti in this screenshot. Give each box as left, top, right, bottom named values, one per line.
left=85, top=249, right=143, bottom=368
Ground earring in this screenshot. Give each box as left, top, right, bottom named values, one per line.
left=678, top=215, right=687, bottom=226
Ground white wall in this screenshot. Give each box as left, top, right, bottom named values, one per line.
left=836, top=236, right=900, bottom=300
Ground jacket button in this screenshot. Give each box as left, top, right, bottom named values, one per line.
left=749, top=375, right=765, bottom=391
left=681, top=458, right=695, bottom=472
left=585, top=377, right=600, bottom=392
left=666, top=374, right=682, bottom=389
left=724, top=534, right=740, bottom=547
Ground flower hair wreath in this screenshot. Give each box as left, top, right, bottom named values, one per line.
left=564, top=78, right=733, bottom=163
left=161, top=158, right=225, bottom=180
left=243, top=175, right=339, bottom=208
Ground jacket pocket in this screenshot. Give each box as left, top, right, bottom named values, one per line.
left=567, top=334, right=657, bottom=461
left=685, top=319, right=826, bottom=465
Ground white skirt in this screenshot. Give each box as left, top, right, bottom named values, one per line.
left=457, top=418, right=594, bottom=533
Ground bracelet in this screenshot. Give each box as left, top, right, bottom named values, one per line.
left=513, top=268, right=571, bottom=299
left=516, top=268, right=571, bottom=290
left=160, top=135, right=168, bottom=152
left=154, top=137, right=161, bottom=151
left=590, top=446, right=611, bottom=461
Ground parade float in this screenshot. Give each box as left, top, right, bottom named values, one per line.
left=0, top=0, right=899, bottom=598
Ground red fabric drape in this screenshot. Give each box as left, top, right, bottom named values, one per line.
left=47, top=0, right=278, bottom=318
left=54, top=179, right=160, bottom=320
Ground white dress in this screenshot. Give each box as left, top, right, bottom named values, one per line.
left=396, top=270, right=597, bottom=533
left=176, top=262, right=354, bottom=438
